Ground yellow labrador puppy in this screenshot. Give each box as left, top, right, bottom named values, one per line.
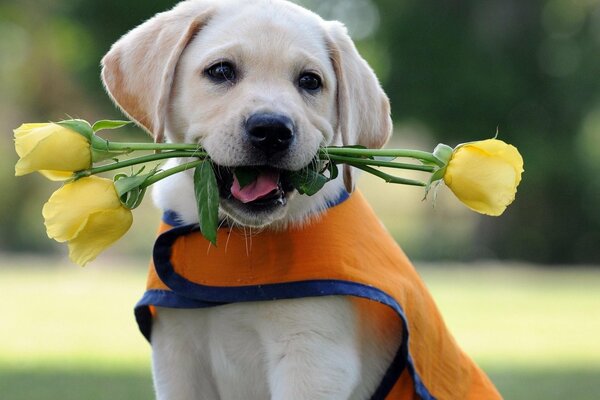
left=101, top=1, right=500, bottom=399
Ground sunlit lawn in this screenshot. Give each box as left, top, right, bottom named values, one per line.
left=1, top=258, right=599, bottom=399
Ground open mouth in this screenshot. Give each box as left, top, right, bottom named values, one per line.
left=214, top=165, right=295, bottom=211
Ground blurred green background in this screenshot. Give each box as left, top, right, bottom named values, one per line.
left=1, top=0, right=600, bottom=263
left=1, top=0, right=599, bottom=399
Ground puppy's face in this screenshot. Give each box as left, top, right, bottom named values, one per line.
left=101, top=0, right=391, bottom=228
left=169, top=9, right=337, bottom=225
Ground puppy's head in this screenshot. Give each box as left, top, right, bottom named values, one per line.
left=101, top=0, right=391, bottom=227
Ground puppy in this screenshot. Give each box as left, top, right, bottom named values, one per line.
left=101, top=1, right=501, bottom=399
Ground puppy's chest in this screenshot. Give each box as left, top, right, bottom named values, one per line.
left=202, top=307, right=272, bottom=397
left=155, top=296, right=359, bottom=398
left=156, top=304, right=272, bottom=397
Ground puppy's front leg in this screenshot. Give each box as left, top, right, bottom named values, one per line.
left=260, top=296, right=361, bottom=400
left=151, top=308, right=219, bottom=400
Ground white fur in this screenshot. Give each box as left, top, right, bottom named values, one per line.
left=151, top=297, right=398, bottom=400
left=101, top=1, right=398, bottom=399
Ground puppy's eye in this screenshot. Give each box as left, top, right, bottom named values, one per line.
left=205, top=62, right=236, bottom=83
left=298, top=72, right=322, bottom=92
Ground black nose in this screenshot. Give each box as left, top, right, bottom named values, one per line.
left=246, top=113, right=294, bottom=155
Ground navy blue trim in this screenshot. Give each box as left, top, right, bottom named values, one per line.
left=139, top=223, right=436, bottom=400
left=134, top=304, right=153, bottom=342
left=162, top=209, right=184, bottom=227
left=137, top=288, right=221, bottom=309
left=325, top=189, right=350, bottom=208
left=408, top=354, right=433, bottom=400
left=135, top=290, right=225, bottom=341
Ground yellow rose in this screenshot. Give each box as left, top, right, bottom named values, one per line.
left=14, top=123, right=91, bottom=181
left=42, top=176, right=133, bottom=266
left=443, top=138, right=524, bottom=216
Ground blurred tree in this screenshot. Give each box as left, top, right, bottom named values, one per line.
left=1, top=0, right=599, bottom=263
left=369, top=0, right=600, bottom=263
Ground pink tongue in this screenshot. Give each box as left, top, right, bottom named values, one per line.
left=231, top=170, right=280, bottom=203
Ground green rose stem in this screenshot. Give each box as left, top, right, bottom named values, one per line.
left=351, top=164, right=426, bottom=187
left=325, top=154, right=435, bottom=172
left=74, top=147, right=442, bottom=191
left=141, top=159, right=203, bottom=188
left=77, top=141, right=446, bottom=191
left=75, top=150, right=206, bottom=178
left=98, top=141, right=444, bottom=167
left=99, top=141, right=444, bottom=167
left=98, top=141, right=200, bottom=152
left=83, top=144, right=442, bottom=179
left=319, top=147, right=445, bottom=167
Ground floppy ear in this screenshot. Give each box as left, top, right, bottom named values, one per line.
left=101, top=3, right=214, bottom=143
left=325, top=22, right=392, bottom=192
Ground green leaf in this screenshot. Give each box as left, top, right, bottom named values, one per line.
left=289, top=168, right=330, bottom=196
left=114, top=174, right=148, bottom=198
left=194, top=160, right=219, bottom=245
left=92, top=119, right=131, bottom=132
left=233, top=167, right=260, bottom=189
left=114, top=174, right=149, bottom=209
left=423, top=166, right=447, bottom=200
left=113, top=166, right=157, bottom=209
left=57, top=119, right=93, bottom=141
left=429, top=166, right=447, bottom=184
left=324, top=160, right=339, bottom=180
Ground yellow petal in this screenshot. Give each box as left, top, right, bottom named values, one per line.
left=463, top=139, right=524, bottom=184
left=14, top=123, right=91, bottom=176
left=67, top=208, right=133, bottom=266
left=444, top=139, right=524, bottom=216
left=14, top=124, right=56, bottom=176
left=43, top=176, right=123, bottom=242
left=14, top=123, right=53, bottom=157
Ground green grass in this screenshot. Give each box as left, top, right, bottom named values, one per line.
left=1, top=259, right=599, bottom=399
left=0, top=367, right=153, bottom=400
left=420, top=264, right=600, bottom=399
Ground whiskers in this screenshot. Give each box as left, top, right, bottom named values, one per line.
left=242, top=225, right=266, bottom=256
left=203, top=215, right=264, bottom=257
left=205, top=217, right=231, bottom=255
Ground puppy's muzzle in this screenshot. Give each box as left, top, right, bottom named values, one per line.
left=246, top=113, right=295, bottom=156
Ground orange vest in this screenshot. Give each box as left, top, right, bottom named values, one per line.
left=136, top=191, right=501, bottom=400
